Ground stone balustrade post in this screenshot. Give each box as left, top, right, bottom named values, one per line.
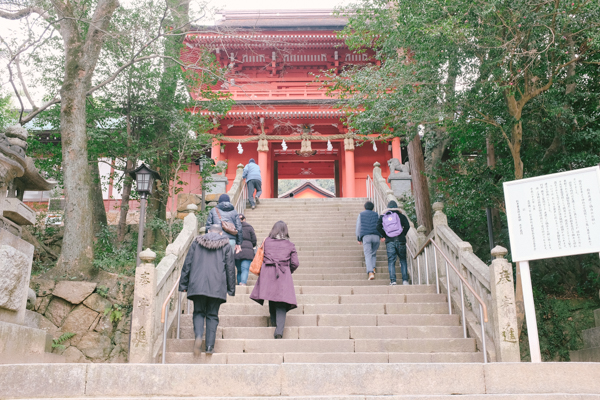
left=129, top=248, right=157, bottom=363
left=373, top=162, right=398, bottom=207
left=489, top=246, right=521, bottom=362
left=416, top=225, right=427, bottom=250
left=432, top=202, right=448, bottom=228
left=226, top=164, right=245, bottom=201
left=431, top=202, right=447, bottom=280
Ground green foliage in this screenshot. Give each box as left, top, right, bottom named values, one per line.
left=93, top=225, right=137, bottom=276
left=52, top=332, right=75, bottom=350
left=520, top=296, right=600, bottom=361
left=96, top=286, right=110, bottom=298
left=104, top=304, right=124, bottom=323
left=146, top=216, right=183, bottom=245
left=0, top=91, right=18, bottom=131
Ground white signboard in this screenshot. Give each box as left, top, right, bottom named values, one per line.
left=504, top=166, right=600, bottom=262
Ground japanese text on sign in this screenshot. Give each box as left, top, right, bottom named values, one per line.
left=504, top=166, right=600, bottom=262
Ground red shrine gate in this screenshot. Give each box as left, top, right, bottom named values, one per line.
left=181, top=10, right=404, bottom=198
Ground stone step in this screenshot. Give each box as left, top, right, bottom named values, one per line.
left=177, top=325, right=464, bottom=340
left=247, top=273, right=399, bottom=281
left=165, top=351, right=484, bottom=364
left=179, top=313, right=460, bottom=327
left=238, top=266, right=383, bottom=275
left=4, top=363, right=600, bottom=398
left=208, top=302, right=448, bottom=316
left=165, top=338, right=476, bottom=354
left=222, top=293, right=445, bottom=304
left=244, top=280, right=395, bottom=286
left=232, top=285, right=437, bottom=295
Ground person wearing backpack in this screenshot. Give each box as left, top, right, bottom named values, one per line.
left=376, top=200, right=411, bottom=285
left=356, top=201, right=381, bottom=281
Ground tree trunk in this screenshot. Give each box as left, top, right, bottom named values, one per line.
left=52, top=0, right=120, bottom=278
left=57, top=83, right=96, bottom=277
left=407, top=134, right=433, bottom=233
left=117, top=158, right=135, bottom=243
left=90, top=160, right=107, bottom=233
left=511, top=121, right=524, bottom=180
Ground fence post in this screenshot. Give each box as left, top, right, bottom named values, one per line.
left=432, top=202, right=447, bottom=285
left=129, top=248, right=157, bottom=363
left=489, top=245, right=521, bottom=362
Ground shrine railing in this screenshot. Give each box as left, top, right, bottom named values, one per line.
left=367, top=162, right=520, bottom=362
left=129, top=204, right=198, bottom=363
left=227, top=163, right=247, bottom=215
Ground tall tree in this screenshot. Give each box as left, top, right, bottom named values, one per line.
left=1, top=0, right=229, bottom=276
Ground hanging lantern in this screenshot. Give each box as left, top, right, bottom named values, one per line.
left=282, top=139, right=287, bottom=151
left=327, top=139, right=333, bottom=151
left=373, top=141, right=378, bottom=152
left=237, top=142, right=243, bottom=154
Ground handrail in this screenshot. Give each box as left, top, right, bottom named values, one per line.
left=413, top=238, right=488, bottom=323
left=160, top=276, right=181, bottom=364
left=234, top=179, right=248, bottom=215
left=411, top=237, right=488, bottom=363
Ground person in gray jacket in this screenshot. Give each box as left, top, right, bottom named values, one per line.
left=243, top=158, right=262, bottom=209
left=179, top=224, right=236, bottom=355
left=206, top=194, right=243, bottom=254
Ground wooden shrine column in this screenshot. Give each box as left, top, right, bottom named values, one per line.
left=257, top=138, right=271, bottom=198
left=211, top=137, right=221, bottom=162
left=344, top=137, right=356, bottom=197
left=392, top=137, right=402, bottom=161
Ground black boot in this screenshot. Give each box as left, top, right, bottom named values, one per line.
left=193, top=337, right=203, bottom=357
left=205, top=345, right=214, bottom=354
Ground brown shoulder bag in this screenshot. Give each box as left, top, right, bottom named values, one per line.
left=249, top=239, right=265, bottom=275
left=215, top=208, right=238, bottom=236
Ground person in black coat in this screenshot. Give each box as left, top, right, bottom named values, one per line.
left=376, top=200, right=411, bottom=286
left=234, top=214, right=257, bottom=286
left=179, top=224, right=235, bottom=355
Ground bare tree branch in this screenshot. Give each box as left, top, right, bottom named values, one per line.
left=15, top=54, right=37, bottom=109
left=0, top=6, right=48, bottom=20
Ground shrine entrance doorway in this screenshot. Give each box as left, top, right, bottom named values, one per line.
left=273, top=156, right=341, bottom=197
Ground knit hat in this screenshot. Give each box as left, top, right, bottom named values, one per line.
left=387, top=200, right=398, bottom=209
left=249, top=158, right=256, bottom=164
left=218, top=194, right=230, bottom=203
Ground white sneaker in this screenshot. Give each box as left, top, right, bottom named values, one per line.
left=368, top=272, right=375, bottom=281
left=402, top=280, right=409, bottom=285
left=389, top=281, right=397, bottom=286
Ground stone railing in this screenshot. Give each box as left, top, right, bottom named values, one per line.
left=129, top=204, right=198, bottom=363
left=227, top=164, right=246, bottom=214
left=368, top=163, right=520, bottom=362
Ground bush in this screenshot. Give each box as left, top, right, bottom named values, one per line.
left=93, top=225, right=137, bottom=276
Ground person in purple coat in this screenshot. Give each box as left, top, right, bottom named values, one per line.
left=250, top=221, right=299, bottom=339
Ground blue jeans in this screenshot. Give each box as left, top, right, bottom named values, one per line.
left=362, top=235, right=380, bottom=273
left=229, top=239, right=236, bottom=253
left=247, top=179, right=262, bottom=207
left=386, top=241, right=408, bottom=283
left=236, top=259, right=251, bottom=285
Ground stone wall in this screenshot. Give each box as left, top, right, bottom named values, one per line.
left=27, top=271, right=134, bottom=363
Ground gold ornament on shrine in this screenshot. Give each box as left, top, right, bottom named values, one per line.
left=296, top=137, right=317, bottom=157
left=257, top=136, right=269, bottom=152
left=344, top=137, right=355, bottom=151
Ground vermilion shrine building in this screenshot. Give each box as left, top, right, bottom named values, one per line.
left=180, top=10, right=405, bottom=198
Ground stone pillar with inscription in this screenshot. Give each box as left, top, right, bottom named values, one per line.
left=129, top=249, right=157, bottom=363
left=489, top=245, right=521, bottom=362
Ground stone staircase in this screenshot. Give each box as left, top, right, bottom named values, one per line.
left=165, top=198, right=482, bottom=364
left=3, top=198, right=600, bottom=399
